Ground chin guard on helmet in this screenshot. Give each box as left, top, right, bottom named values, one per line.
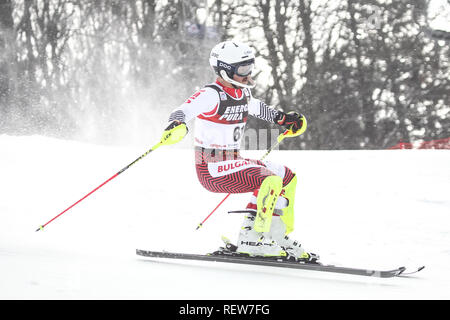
left=219, top=70, right=256, bottom=89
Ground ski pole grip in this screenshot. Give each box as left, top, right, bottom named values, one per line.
left=277, top=129, right=290, bottom=143
left=161, top=123, right=188, bottom=146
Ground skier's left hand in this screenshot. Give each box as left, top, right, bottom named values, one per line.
left=276, top=111, right=306, bottom=134
left=161, top=120, right=188, bottom=145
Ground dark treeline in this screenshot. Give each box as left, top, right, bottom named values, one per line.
left=0, top=0, right=449, bottom=148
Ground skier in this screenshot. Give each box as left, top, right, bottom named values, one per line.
left=163, top=40, right=318, bottom=262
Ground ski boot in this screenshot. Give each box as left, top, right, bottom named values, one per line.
left=235, top=212, right=288, bottom=258
left=270, top=216, right=320, bottom=264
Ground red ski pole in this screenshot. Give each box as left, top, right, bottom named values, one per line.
left=195, top=129, right=290, bottom=230
left=35, top=123, right=188, bottom=232
left=35, top=142, right=162, bottom=232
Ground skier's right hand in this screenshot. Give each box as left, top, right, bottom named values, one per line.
left=161, top=121, right=188, bottom=146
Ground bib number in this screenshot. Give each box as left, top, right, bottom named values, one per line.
left=233, top=125, right=245, bottom=142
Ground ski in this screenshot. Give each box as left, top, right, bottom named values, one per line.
left=136, top=249, right=424, bottom=278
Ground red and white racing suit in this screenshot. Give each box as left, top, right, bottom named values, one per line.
left=168, top=80, right=295, bottom=210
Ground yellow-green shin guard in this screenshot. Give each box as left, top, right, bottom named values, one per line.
left=280, top=175, right=297, bottom=235
left=254, top=176, right=283, bottom=233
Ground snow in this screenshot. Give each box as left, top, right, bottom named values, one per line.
left=1, top=134, right=449, bottom=299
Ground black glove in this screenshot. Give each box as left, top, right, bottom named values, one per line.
left=276, top=111, right=305, bottom=133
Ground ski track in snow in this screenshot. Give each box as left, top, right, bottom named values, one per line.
left=1, top=134, right=449, bottom=299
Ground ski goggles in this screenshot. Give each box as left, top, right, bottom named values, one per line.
left=233, top=61, right=254, bottom=77
left=218, top=59, right=255, bottom=77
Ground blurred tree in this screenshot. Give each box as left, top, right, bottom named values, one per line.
left=0, top=0, right=15, bottom=132
left=1, top=0, right=448, bottom=148
left=240, top=0, right=449, bottom=149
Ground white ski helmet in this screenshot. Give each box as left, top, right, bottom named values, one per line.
left=209, top=40, right=256, bottom=88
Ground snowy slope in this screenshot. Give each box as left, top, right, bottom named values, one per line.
left=0, top=134, right=449, bottom=299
